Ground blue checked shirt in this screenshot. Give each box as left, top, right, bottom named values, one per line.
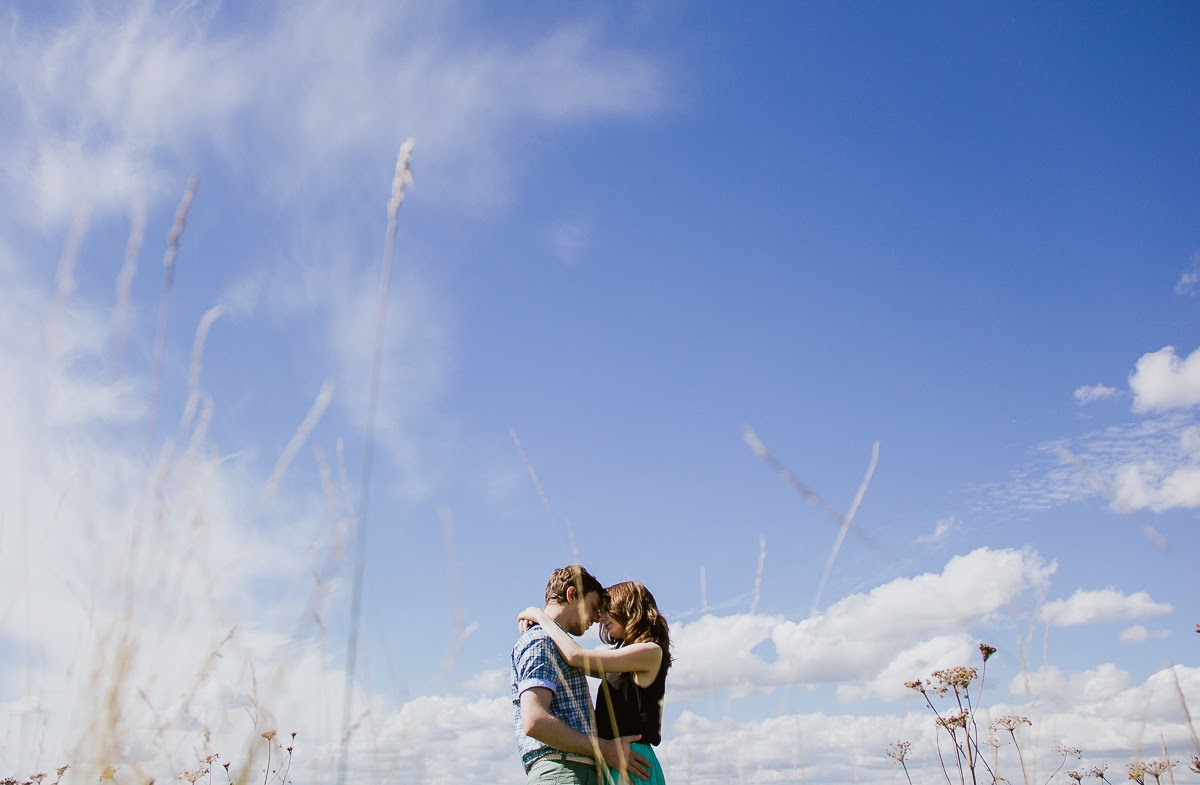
left=511, top=622, right=596, bottom=770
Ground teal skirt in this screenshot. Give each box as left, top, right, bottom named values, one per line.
left=605, top=742, right=666, bottom=785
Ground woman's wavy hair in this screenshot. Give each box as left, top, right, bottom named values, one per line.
left=599, top=581, right=672, bottom=671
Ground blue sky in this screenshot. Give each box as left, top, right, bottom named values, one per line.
left=1, top=2, right=1199, bottom=784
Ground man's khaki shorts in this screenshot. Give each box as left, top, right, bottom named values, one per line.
left=526, top=757, right=601, bottom=785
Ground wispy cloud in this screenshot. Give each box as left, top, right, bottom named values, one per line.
left=979, top=412, right=1198, bottom=513
left=1, top=3, right=666, bottom=225
left=545, top=218, right=592, bottom=266
left=1074, top=383, right=1118, bottom=405
left=915, top=515, right=959, bottom=544
left=0, top=5, right=670, bottom=780
left=1175, top=251, right=1200, bottom=296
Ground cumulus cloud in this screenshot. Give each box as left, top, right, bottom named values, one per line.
left=670, top=547, right=1054, bottom=700
left=1040, top=589, right=1172, bottom=627
left=1075, top=384, right=1118, bottom=405
left=1111, top=461, right=1200, bottom=512
left=662, top=664, right=1199, bottom=785
left=1130, top=346, right=1200, bottom=413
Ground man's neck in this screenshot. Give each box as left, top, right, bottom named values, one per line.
left=542, top=603, right=577, bottom=636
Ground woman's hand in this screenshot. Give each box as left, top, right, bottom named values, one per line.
left=517, top=605, right=547, bottom=634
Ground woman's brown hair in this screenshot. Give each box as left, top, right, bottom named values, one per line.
left=600, top=581, right=672, bottom=671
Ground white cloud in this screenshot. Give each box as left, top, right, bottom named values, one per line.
left=1175, top=251, right=1200, bottom=296
left=545, top=218, right=592, bottom=266
left=1117, top=625, right=1171, bottom=644
left=459, top=668, right=509, bottom=697
left=662, top=664, right=1200, bottom=785
left=915, top=516, right=958, bottom=544
left=1119, top=625, right=1149, bottom=644
left=0, top=5, right=668, bottom=781
left=1107, top=425, right=1200, bottom=512
left=670, top=548, right=1054, bottom=699
left=1007, top=663, right=1134, bottom=705
left=1130, top=346, right=1200, bottom=413
left=1040, top=589, right=1172, bottom=627
left=1, top=3, right=665, bottom=226
left=0, top=246, right=360, bottom=783
left=1112, top=462, right=1200, bottom=512
left=1074, top=384, right=1118, bottom=405
left=981, top=413, right=1199, bottom=513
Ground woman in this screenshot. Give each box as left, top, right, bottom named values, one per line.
left=519, top=581, right=672, bottom=785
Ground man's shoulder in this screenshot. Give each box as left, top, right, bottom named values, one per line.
left=513, top=624, right=552, bottom=653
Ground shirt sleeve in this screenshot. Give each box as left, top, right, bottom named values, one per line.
left=514, top=630, right=560, bottom=697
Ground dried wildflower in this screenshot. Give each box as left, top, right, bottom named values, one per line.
left=979, top=643, right=997, bottom=662
left=1143, top=761, right=1174, bottom=785
left=31, top=775, right=46, bottom=784
left=1088, top=764, right=1110, bottom=780
left=936, top=710, right=969, bottom=730
left=3, top=778, right=20, bottom=785
left=1068, top=772, right=1084, bottom=783
left=1128, top=762, right=1146, bottom=785
left=261, top=730, right=276, bottom=741
left=1052, top=745, right=1082, bottom=759
left=886, top=741, right=912, bottom=763
left=221, top=764, right=230, bottom=772
left=993, top=715, right=1031, bottom=732
left=56, top=769, right=68, bottom=778
left=905, top=679, right=925, bottom=693
left=932, top=666, right=978, bottom=690
left=1189, top=757, right=1200, bottom=776
left=100, top=767, right=118, bottom=782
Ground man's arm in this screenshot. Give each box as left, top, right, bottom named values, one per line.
left=520, top=688, right=650, bottom=780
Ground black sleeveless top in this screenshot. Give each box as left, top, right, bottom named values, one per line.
left=594, top=649, right=667, bottom=746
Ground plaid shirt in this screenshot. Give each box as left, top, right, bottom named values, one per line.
left=511, top=622, right=596, bottom=770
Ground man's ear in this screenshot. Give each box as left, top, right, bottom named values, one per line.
left=564, top=585, right=577, bottom=604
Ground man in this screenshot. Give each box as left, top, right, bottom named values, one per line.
left=512, top=565, right=650, bottom=784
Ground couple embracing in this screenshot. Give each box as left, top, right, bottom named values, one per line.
left=511, top=565, right=672, bottom=785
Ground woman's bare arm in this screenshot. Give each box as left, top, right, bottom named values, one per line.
left=517, top=606, right=663, bottom=681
